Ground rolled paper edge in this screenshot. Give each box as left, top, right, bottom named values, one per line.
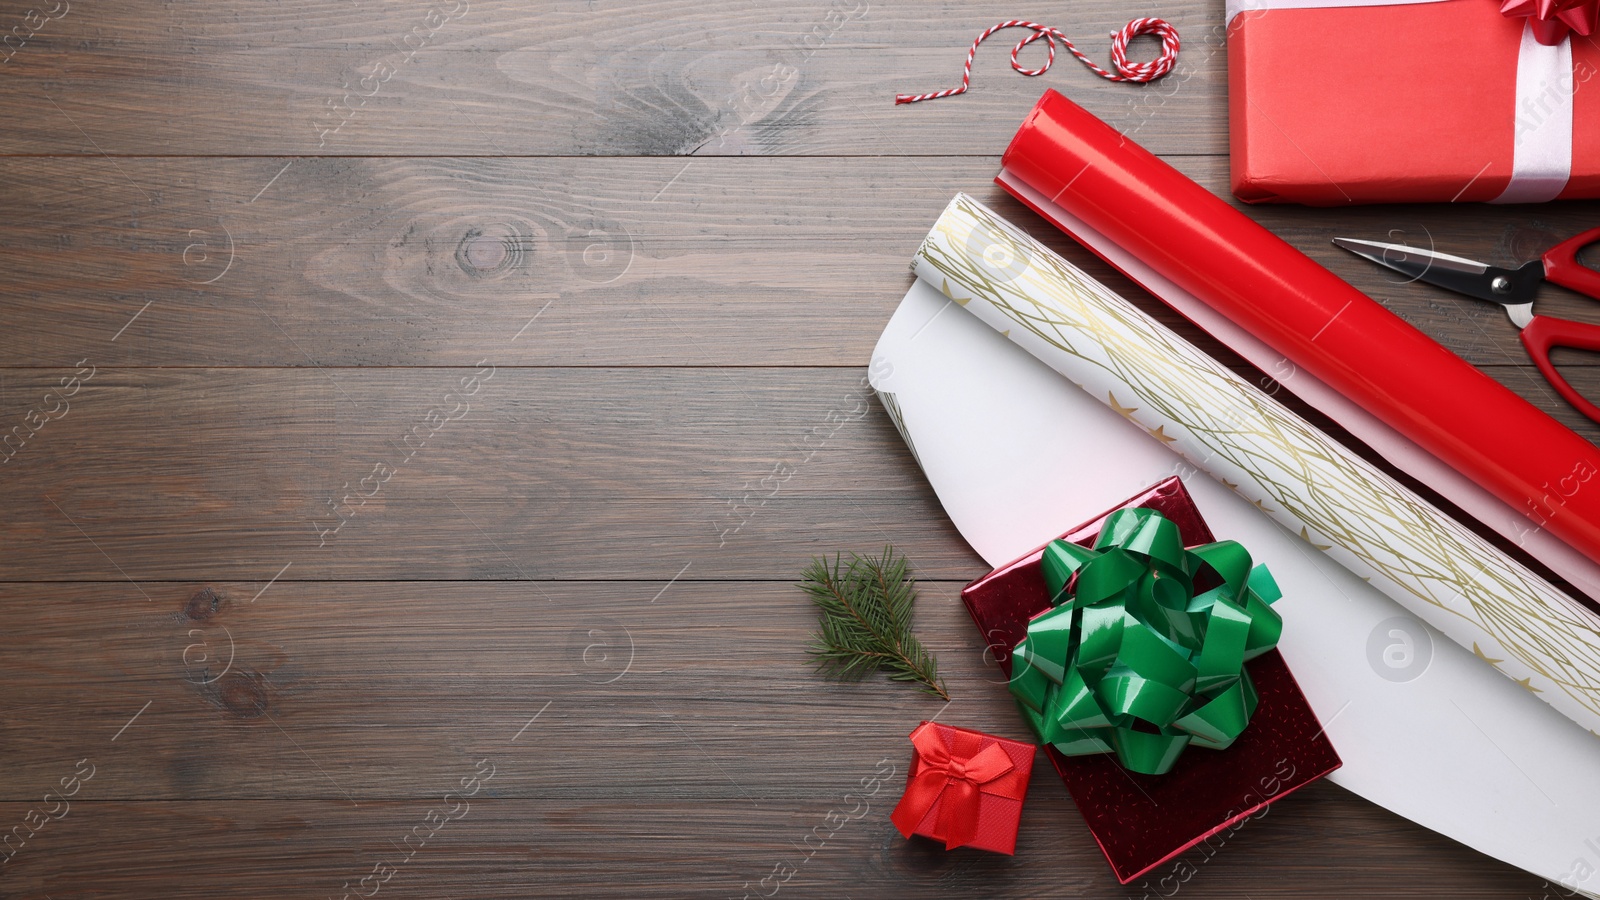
left=997, top=88, right=1600, bottom=570
left=990, top=160, right=1600, bottom=612
left=912, top=192, right=1600, bottom=737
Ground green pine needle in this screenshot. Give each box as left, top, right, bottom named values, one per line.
left=799, top=546, right=950, bottom=701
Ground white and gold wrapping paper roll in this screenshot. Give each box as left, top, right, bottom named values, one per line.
left=913, top=193, right=1600, bottom=735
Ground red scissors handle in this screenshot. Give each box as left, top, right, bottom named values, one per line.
left=1541, top=225, right=1600, bottom=299
left=1521, top=314, right=1600, bottom=425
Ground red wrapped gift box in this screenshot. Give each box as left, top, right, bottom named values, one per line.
left=1228, top=0, right=1600, bottom=204
left=891, top=721, right=1035, bottom=855
left=962, top=476, right=1342, bottom=882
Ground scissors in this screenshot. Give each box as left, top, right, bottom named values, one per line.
left=1334, top=229, right=1600, bottom=425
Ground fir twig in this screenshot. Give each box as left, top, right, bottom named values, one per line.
left=800, top=546, right=950, bottom=701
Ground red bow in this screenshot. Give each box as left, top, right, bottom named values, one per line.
left=890, top=723, right=1024, bottom=850
left=1500, top=0, right=1600, bottom=45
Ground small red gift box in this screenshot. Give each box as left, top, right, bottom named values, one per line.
left=962, top=476, right=1341, bottom=882
left=1228, top=0, right=1600, bottom=204
left=890, top=721, right=1035, bottom=855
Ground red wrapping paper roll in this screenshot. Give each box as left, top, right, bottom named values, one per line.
left=997, top=89, right=1600, bottom=566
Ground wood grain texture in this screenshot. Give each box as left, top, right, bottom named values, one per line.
left=0, top=791, right=1550, bottom=899
left=0, top=367, right=985, bottom=581
left=0, top=0, right=1228, bottom=157
left=0, top=0, right=1590, bottom=896
left=5, top=154, right=1600, bottom=370
left=0, top=790, right=1549, bottom=899
left=2, top=362, right=1585, bottom=584
left=1, top=364, right=1597, bottom=583
left=0, top=578, right=1550, bottom=896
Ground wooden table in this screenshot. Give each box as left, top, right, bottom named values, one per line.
left=0, top=2, right=1591, bottom=896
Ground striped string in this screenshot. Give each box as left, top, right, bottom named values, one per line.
left=895, top=18, right=1180, bottom=104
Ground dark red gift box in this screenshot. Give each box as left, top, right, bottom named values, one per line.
left=961, top=476, right=1341, bottom=882
left=891, top=720, right=1035, bottom=855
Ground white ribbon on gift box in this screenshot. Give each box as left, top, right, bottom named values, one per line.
left=1225, top=0, right=1572, bottom=202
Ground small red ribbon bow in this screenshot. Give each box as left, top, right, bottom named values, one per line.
left=890, top=724, right=1022, bottom=850
left=1500, top=0, right=1600, bottom=45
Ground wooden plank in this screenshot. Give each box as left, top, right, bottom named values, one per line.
left=1, top=359, right=1597, bottom=581
left=0, top=356, right=1580, bottom=588
left=9, top=580, right=979, bottom=800
left=0, top=580, right=1549, bottom=893
left=0, top=0, right=1229, bottom=157
left=0, top=788, right=1547, bottom=898
left=0, top=366, right=989, bottom=580
left=4, top=154, right=1600, bottom=371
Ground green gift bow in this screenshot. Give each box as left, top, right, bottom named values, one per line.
left=1008, top=508, right=1283, bottom=775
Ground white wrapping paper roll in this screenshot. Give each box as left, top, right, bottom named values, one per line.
left=914, top=193, right=1600, bottom=736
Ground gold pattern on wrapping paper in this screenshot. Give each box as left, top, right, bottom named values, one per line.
left=1473, top=643, right=1505, bottom=666
left=1299, top=527, right=1332, bottom=551
left=1109, top=392, right=1140, bottom=420
left=916, top=194, right=1600, bottom=722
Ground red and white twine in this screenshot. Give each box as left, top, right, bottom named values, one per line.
left=895, top=18, right=1181, bottom=104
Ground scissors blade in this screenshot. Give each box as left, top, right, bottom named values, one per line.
left=1332, top=238, right=1511, bottom=303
